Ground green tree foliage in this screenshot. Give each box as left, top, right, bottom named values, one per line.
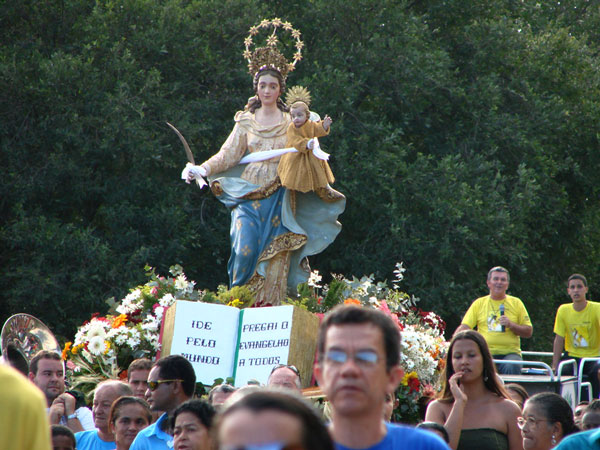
left=1, top=0, right=600, bottom=349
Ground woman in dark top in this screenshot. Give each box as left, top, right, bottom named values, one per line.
left=425, top=330, right=523, bottom=450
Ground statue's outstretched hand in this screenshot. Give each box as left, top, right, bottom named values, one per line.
left=181, top=163, right=207, bottom=188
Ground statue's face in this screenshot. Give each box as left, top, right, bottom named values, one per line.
left=256, top=73, right=280, bottom=106
left=291, top=107, right=308, bottom=128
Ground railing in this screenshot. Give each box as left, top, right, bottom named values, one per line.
left=494, top=352, right=599, bottom=403
left=492, top=356, right=576, bottom=382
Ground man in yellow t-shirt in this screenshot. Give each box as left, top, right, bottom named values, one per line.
left=552, top=273, right=600, bottom=398
left=0, top=363, right=52, bottom=450
left=455, top=266, right=533, bottom=374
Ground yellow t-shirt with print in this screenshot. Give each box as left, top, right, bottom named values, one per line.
left=461, top=295, right=532, bottom=355
left=554, top=301, right=600, bottom=358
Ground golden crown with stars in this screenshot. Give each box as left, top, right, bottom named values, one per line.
left=244, top=18, right=304, bottom=80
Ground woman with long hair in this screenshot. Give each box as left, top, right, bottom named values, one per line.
left=425, top=330, right=523, bottom=450
left=519, top=393, right=577, bottom=449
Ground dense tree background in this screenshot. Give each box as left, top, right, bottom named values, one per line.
left=2, top=0, right=600, bottom=350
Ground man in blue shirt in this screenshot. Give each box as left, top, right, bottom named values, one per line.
left=314, top=305, right=449, bottom=450
left=75, top=380, right=133, bottom=450
left=130, top=355, right=196, bottom=450
left=555, top=428, right=600, bottom=449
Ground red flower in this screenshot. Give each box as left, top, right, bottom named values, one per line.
left=127, top=311, right=143, bottom=324
left=408, top=377, right=420, bottom=393
left=252, top=301, right=273, bottom=308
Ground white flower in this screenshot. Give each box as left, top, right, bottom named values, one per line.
left=126, top=328, right=141, bottom=349
left=114, top=333, right=128, bottom=345
left=142, top=320, right=159, bottom=332
left=73, top=326, right=89, bottom=346
left=308, top=270, right=322, bottom=288
left=148, top=334, right=161, bottom=351
left=126, top=336, right=141, bottom=349
left=117, top=289, right=143, bottom=314
left=159, top=293, right=176, bottom=308
left=86, top=322, right=107, bottom=341
left=174, top=274, right=188, bottom=291
left=153, top=306, right=165, bottom=321
left=106, top=327, right=121, bottom=339
left=125, top=289, right=142, bottom=303
left=88, top=336, right=108, bottom=355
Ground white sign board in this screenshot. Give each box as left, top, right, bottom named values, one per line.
left=163, top=301, right=295, bottom=386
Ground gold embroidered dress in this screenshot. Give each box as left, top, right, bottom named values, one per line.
left=201, top=110, right=345, bottom=305
left=278, top=120, right=335, bottom=192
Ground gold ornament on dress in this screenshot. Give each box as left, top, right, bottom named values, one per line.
left=242, top=178, right=282, bottom=200
left=245, top=18, right=304, bottom=79
left=210, top=180, right=224, bottom=196
left=285, top=86, right=312, bottom=108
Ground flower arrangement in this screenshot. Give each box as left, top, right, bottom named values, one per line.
left=63, top=262, right=447, bottom=422
left=63, top=265, right=202, bottom=398
left=290, top=262, right=448, bottom=423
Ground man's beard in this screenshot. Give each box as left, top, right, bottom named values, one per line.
left=45, top=385, right=63, bottom=404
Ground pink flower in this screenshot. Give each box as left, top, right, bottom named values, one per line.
left=378, top=300, right=401, bottom=329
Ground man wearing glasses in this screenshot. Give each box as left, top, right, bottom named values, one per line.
left=267, top=364, right=302, bottom=392
left=130, top=355, right=196, bottom=450
left=314, top=305, right=449, bottom=449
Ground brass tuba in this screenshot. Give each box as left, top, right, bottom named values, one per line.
left=1, top=313, right=61, bottom=375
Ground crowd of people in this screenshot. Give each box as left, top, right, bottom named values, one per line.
left=3, top=305, right=449, bottom=450
left=3, top=284, right=600, bottom=449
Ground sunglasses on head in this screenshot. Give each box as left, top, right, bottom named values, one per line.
left=269, top=364, right=300, bottom=377
left=147, top=379, right=184, bottom=391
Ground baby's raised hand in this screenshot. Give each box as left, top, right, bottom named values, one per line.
left=323, top=115, right=333, bottom=130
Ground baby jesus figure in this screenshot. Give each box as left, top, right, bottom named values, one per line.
left=277, top=86, right=343, bottom=202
